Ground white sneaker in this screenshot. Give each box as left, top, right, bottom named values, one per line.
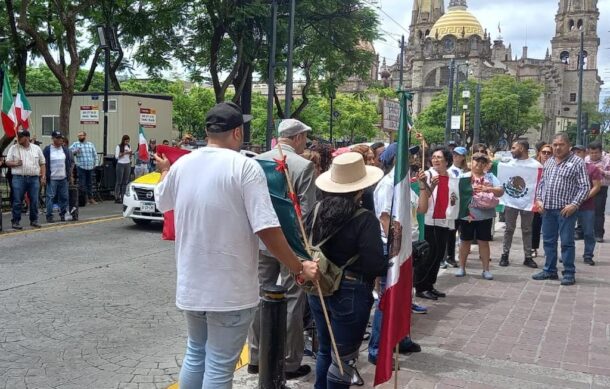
left=482, top=271, right=494, bottom=280
left=455, top=267, right=466, bottom=277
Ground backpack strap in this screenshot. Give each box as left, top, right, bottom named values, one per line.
left=309, top=206, right=368, bottom=250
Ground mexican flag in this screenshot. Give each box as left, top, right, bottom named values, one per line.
left=492, top=159, right=542, bottom=211
left=15, top=82, right=32, bottom=130
left=1, top=67, right=17, bottom=138
left=137, top=126, right=150, bottom=162
left=374, top=90, right=414, bottom=386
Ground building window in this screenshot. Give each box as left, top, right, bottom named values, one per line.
left=569, top=93, right=576, bottom=102
left=560, top=51, right=570, bottom=64
left=568, top=19, right=575, bottom=31
left=577, top=19, right=583, bottom=30
left=108, top=99, right=118, bottom=112
left=41, top=115, right=60, bottom=136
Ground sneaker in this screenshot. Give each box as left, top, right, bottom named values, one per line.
left=399, top=341, right=421, bottom=354
left=60, top=215, right=66, bottom=222
left=440, top=261, right=448, bottom=269
left=482, top=271, right=494, bottom=280
left=560, top=276, right=575, bottom=286
left=11, top=221, right=23, bottom=230
left=595, top=237, right=604, bottom=243
left=584, top=258, right=595, bottom=266
left=523, top=258, right=538, bottom=268
left=532, top=271, right=559, bottom=280
left=499, top=254, right=509, bottom=267
left=46, top=216, right=55, bottom=223
left=455, top=267, right=466, bottom=277
left=412, top=303, right=428, bottom=314
left=285, top=365, right=311, bottom=380
left=247, top=364, right=258, bottom=374
left=445, top=257, right=459, bottom=268
left=30, top=221, right=41, bottom=228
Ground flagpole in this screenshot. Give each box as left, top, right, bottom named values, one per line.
left=394, top=344, right=399, bottom=389
left=275, top=142, right=344, bottom=376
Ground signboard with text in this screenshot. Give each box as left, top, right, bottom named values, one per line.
left=451, top=115, right=461, bottom=130
left=139, top=108, right=157, bottom=128
left=80, top=105, right=99, bottom=124
left=382, top=99, right=400, bottom=131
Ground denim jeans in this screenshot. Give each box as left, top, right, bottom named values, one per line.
left=542, top=209, right=577, bottom=277
left=308, top=278, right=374, bottom=389
left=577, top=209, right=596, bottom=260
left=179, top=308, right=255, bottom=389
left=368, top=276, right=413, bottom=361
left=46, top=178, right=69, bottom=218
left=11, top=175, right=40, bottom=223
left=77, top=167, right=94, bottom=197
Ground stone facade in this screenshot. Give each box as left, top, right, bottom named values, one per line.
left=381, top=0, right=603, bottom=143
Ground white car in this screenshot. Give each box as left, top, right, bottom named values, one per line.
left=122, top=150, right=258, bottom=226
left=123, top=172, right=163, bottom=225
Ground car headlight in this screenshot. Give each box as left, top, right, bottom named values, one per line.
left=125, top=184, right=133, bottom=198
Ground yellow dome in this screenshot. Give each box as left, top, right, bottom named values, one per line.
left=429, top=8, right=484, bottom=40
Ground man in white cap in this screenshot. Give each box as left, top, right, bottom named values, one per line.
left=248, top=118, right=316, bottom=379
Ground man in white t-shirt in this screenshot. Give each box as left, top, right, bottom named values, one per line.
left=43, top=131, right=73, bottom=223
left=154, top=102, right=318, bottom=389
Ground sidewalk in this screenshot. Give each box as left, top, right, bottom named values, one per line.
left=233, top=219, right=610, bottom=388
left=0, top=199, right=124, bottom=233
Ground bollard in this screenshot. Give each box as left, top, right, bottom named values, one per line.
left=258, top=285, right=288, bottom=389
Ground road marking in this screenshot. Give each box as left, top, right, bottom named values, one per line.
left=0, top=216, right=124, bottom=238
left=165, top=344, right=249, bottom=389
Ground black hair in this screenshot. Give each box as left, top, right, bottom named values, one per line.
left=534, top=140, right=547, bottom=153
left=588, top=141, right=602, bottom=151
left=514, top=139, right=529, bottom=151
left=431, top=146, right=453, bottom=167
left=306, top=193, right=359, bottom=245
left=371, top=142, right=385, bottom=152
left=473, top=143, right=488, bottom=153
left=119, top=135, right=130, bottom=153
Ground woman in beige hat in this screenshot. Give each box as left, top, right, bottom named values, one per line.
left=305, top=152, right=385, bottom=389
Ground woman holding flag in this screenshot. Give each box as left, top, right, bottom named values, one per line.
left=114, top=134, right=132, bottom=203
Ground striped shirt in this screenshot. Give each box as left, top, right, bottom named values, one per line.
left=70, top=141, right=98, bottom=170
left=536, top=152, right=590, bottom=210
left=6, top=143, right=45, bottom=176
left=585, top=153, right=610, bottom=186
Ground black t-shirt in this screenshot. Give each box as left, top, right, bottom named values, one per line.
left=306, top=208, right=387, bottom=281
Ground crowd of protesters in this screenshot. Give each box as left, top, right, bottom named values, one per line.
left=144, top=101, right=610, bottom=389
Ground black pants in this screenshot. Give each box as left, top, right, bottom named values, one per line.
left=594, top=186, right=608, bottom=239
left=416, top=225, right=450, bottom=293
left=445, top=220, right=461, bottom=260
left=532, top=212, right=542, bottom=250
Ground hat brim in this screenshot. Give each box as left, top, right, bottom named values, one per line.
left=243, top=114, right=253, bottom=124
left=315, top=166, right=384, bottom=194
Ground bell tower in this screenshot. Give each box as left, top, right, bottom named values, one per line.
left=408, top=0, right=445, bottom=47
left=551, top=0, right=599, bottom=70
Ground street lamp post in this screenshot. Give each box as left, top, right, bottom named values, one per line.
left=96, top=26, right=111, bottom=156
left=265, top=0, right=278, bottom=150
left=576, top=30, right=585, bottom=145
left=445, top=59, right=456, bottom=144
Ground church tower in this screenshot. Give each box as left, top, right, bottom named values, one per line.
left=551, top=0, right=599, bottom=70
left=408, top=0, right=445, bottom=47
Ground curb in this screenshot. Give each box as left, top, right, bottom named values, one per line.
left=0, top=214, right=124, bottom=237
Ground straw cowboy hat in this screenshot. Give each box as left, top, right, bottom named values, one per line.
left=316, top=152, right=384, bottom=193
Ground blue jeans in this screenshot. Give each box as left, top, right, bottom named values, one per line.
left=368, top=277, right=413, bottom=361
left=542, top=209, right=577, bottom=277
left=46, top=178, right=69, bottom=218
left=11, top=175, right=40, bottom=223
left=77, top=167, right=93, bottom=197
left=308, top=278, right=374, bottom=389
left=577, top=209, right=596, bottom=260
left=179, top=308, right=255, bottom=389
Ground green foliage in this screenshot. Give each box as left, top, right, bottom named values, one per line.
left=25, top=66, right=105, bottom=92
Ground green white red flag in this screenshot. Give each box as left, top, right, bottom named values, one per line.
left=15, top=82, right=32, bottom=130
left=1, top=66, right=17, bottom=138
left=138, top=126, right=150, bottom=161
left=374, top=90, right=414, bottom=385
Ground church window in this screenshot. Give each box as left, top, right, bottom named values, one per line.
left=578, top=50, right=588, bottom=69
left=425, top=29, right=430, bottom=37
left=570, top=93, right=577, bottom=102
left=577, top=19, right=583, bottom=30
left=560, top=51, right=570, bottom=65
left=425, top=70, right=437, bottom=87
left=418, top=30, right=423, bottom=39
left=568, top=19, right=575, bottom=31
left=440, top=67, right=451, bottom=86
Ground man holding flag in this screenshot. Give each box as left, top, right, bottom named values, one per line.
left=374, top=90, right=417, bottom=386
left=497, top=139, right=542, bottom=269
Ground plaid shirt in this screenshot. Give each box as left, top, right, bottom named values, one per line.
left=70, top=141, right=98, bottom=170
left=585, top=153, right=610, bottom=186
left=537, top=152, right=590, bottom=210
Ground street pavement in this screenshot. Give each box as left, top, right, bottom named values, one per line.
left=1, top=210, right=610, bottom=388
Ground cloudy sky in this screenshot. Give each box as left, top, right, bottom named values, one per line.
left=371, top=0, right=610, bottom=102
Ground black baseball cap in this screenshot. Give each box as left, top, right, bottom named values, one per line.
left=51, top=131, right=63, bottom=139
left=17, top=130, right=30, bottom=138
left=571, top=144, right=585, bottom=151
left=205, top=102, right=253, bottom=133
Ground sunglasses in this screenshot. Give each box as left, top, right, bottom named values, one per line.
left=541, top=151, right=552, bottom=155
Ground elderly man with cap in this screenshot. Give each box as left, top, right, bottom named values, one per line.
left=247, top=118, right=316, bottom=379
left=154, top=102, right=319, bottom=389
left=5, top=130, right=46, bottom=229
left=43, top=131, right=73, bottom=223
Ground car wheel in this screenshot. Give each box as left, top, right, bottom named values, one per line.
left=133, top=219, right=152, bottom=226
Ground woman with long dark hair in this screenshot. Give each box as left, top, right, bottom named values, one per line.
left=305, top=152, right=385, bottom=389
left=531, top=143, right=553, bottom=257
left=114, top=135, right=132, bottom=203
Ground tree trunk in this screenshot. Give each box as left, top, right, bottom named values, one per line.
left=59, top=86, right=74, bottom=141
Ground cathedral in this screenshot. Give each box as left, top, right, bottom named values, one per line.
left=381, top=0, right=603, bottom=142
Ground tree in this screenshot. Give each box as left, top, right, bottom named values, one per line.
left=18, top=0, right=95, bottom=140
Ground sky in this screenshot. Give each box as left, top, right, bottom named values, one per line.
left=371, top=0, right=610, bottom=103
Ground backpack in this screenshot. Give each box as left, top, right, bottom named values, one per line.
left=299, top=204, right=367, bottom=297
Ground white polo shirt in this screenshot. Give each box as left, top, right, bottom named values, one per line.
left=155, top=147, right=280, bottom=312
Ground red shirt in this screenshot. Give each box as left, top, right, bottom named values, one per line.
left=581, top=163, right=602, bottom=210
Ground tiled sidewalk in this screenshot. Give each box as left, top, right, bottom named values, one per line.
left=234, top=221, right=610, bottom=388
